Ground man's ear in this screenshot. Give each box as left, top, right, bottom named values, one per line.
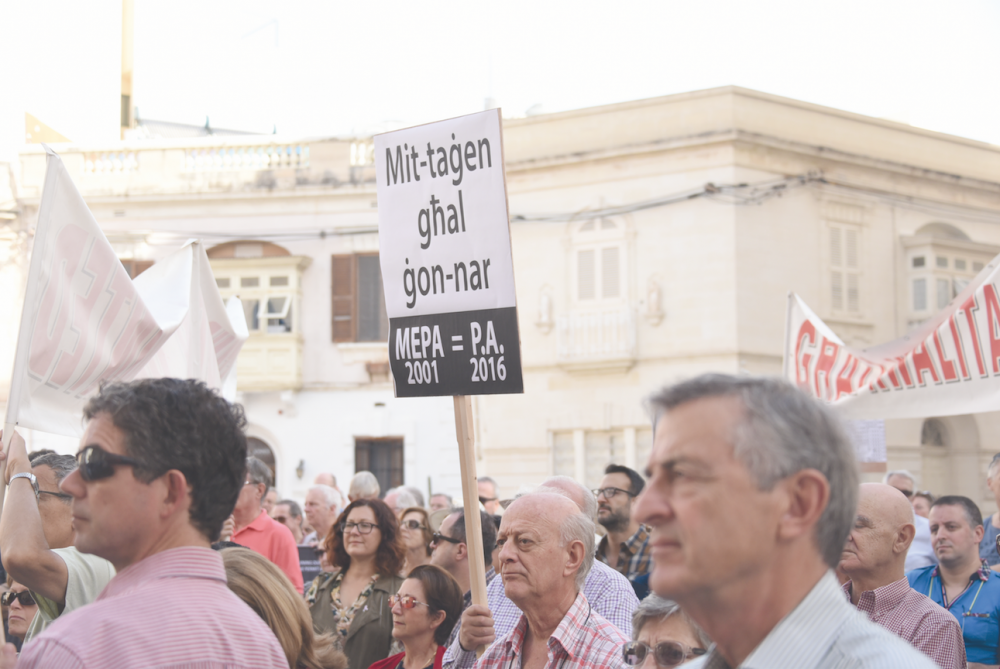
left=455, top=542, right=469, bottom=562
left=894, top=523, right=916, bottom=555
left=564, top=539, right=585, bottom=579
left=775, top=469, right=829, bottom=542
left=160, top=469, right=192, bottom=518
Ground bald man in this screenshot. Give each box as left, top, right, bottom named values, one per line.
left=839, top=484, right=965, bottom=669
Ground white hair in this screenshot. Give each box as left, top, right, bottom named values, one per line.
left=349, top=471, right=381, bottom=499
left=309, top=484, right=342, bottom=509
left=540, top=476, right=598, bottom=520
left=883, top=470, right=916, bottom=486
left=387, top=487, right=419, bottom=510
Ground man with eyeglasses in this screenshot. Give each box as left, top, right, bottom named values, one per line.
left=595, top=464, right=651, bottom=585
left=429, top=509, right=498, bottom=651
left=271, top=499, right=305, bottom=544
left=0, top=435, right=115, bottom=643
left=231, top=457, right=303, bottom=594
left=884, top=470, right=937, bottom=571
left=8, top=378, right=287, bottom=669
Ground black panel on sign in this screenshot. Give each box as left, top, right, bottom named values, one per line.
left=388, top=306, right=523, bottom=397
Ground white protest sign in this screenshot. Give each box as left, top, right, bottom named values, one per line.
left=375, top=109, right=523, bottom=397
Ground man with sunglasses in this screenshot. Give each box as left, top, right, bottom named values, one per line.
left=0, top=433, right=115, bottom=643
left=12, top=378, right=287, bottom=669
left=430, top=509, right=498, bottom=651
left=478, top=477, right=502, bottom=515
left=595, top=464, right=651, bottom=585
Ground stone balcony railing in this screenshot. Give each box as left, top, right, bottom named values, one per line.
left=556, top=307, right=636, bottom=372
left=18, top=136, right=378, bottom=199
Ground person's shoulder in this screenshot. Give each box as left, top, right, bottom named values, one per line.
left=375, top=572, right=405, bottom=592
left=588, top=560, right=631, bottom=587
left=367, top=650, right=404, bottom=669
left=836, top=608, right=938, bottom=667
left=52, top=546, right=116, bottom=577
left=906, top=564, right=935, bottom=585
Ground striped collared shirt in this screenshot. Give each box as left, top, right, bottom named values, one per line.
left=842, top=577, right=966, bottom=669
left=595, top=524, right=651, bottom=581
left=687, top=572, right=938, bottom=669
left=443, top=560, right=636, bottom=669
left=475, top=592, right=628, bottom=669
left=18, top=547, right=288, bottom=669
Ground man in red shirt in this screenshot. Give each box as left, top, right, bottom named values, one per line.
left=232, top=456, right=304, bottom=593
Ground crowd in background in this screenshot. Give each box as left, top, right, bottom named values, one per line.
left=0, top=376, right=1000, bottom=668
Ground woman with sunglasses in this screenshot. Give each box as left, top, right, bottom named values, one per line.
left=622, top=595, right=711, bottom=668
left=307, top=499, right=405, bottom=669
left=3, top=578, right=39, bottom=649
left=367, top=564, right=462, bottom=669
left=399, top=507, right=433, bottom=574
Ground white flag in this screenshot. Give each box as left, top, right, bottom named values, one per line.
left=3, top=148, right=247, bottom=441
left=784, top=252, right=1000, bottom=419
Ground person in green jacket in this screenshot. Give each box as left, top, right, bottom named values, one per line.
left=308, top=498, right=405, bottom=669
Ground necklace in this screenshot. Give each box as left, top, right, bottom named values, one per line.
left=403, top=644, right=438, bottom=669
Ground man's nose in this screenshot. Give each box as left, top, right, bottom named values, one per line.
left=59, top=467, right=84, bottom=498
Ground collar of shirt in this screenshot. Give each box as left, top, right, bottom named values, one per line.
left=928, top=559, right=991, bottom=608
left=700, top=572, right=851, bottom=669
left=622, top=525, right=649, bottom=553
left=234, top=508, right=271, bottom=535
left=98, top=546, right=226, bottom=601
left=547, top=592, right=593, bottom=663
left=501, top=592, right=591, bottom=662
left=840, top=577, right=911, bottom=619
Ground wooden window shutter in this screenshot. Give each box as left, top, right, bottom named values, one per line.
left=331, top=255, right=356, bottom=342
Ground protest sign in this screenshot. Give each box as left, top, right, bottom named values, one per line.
left=374, top=110, right=522, bottom=654
left=783, top=252, right=1000, bottom=420
left=375, top=109, right=523, bottom=398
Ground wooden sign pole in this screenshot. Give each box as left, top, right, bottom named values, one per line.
left=453, top=395, right=489, bottom=657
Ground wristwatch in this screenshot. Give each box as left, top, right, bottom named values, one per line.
left=10, top=472, right=38, bottom=495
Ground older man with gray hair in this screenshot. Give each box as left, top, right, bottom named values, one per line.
left=348, top=470, right=381, bottom=501
left=302, top=483, right=342, bottom=546
left=883, top=469, right=936, bottom=570
left=475, top=491, right=628, bottom=669
left=635, top=374, right=935, bottom=668
left=446, top=478, right=637, bottom=669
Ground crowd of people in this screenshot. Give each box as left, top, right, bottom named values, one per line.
left=0, top=374, right=999, bottom=668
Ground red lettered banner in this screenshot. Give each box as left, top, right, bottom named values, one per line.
left=784, top=259, right=1000, bottom=419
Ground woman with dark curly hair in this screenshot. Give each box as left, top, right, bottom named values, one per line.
left=367, top=564, right=462, bottom=669
left=307, top=498, right=405, bottom=669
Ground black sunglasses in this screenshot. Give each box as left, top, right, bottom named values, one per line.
left=1, top=591, right=36, bottom=607
left=76, top=444, right=144, bottom=482
left=431, top=532, right=461, bottom=546
left=623, top=640, right=706, bottom=667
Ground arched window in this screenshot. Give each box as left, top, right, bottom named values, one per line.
left=247, top=437, right=276, bottom=482
left=921, top=418, right=948, bottom=448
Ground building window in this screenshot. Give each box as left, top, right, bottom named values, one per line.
left=829, top=224, right=861, bottom=313
left=573, top=219, right=625, bottom=304
left=332, top=254, right=388, bottom=343
left=355, top=438, right=403, bottom=494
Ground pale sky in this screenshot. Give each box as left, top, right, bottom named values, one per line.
left=2, top=0, right=999, bottom=153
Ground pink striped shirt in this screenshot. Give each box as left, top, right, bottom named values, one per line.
left=18, top=546, right=288, bottom=669
left=476, top=592, right=628, bottom=669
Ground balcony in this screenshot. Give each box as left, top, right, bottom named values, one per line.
left=556, top=307, right=636, bottom=373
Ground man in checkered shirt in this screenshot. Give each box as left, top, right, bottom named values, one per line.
left=839, top=483, right=965, bottom=669
left=473, top=491, right=628, bottom=669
